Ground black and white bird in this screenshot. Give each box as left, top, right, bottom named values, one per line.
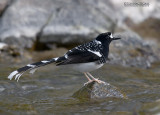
left=8, top=32, right=121, bottom=84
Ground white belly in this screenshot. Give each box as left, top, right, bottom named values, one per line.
left=61, top=62, right=104, bottom=72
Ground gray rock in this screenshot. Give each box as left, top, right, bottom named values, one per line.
left=110, top=31, right=160, bottom=68
left=0, top=0, right=116, bottom=48
left=72, top=81, right=126, bottom=99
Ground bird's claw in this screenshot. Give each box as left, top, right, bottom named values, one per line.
left=84, top=78, right=105, bottom=86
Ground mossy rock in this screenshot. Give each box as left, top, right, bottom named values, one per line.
left=72, top=81, right=127, bottom=99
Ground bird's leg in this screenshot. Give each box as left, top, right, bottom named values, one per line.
left=84, top=72, right=92, bottom=81
left=83, top=72, right=93, bottom=85
left=86, top=72, right=105, bottom=84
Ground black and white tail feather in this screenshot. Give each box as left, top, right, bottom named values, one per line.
left=8, top=39, right=103, bottom=82
left=8, top=57, right=59, bottom=81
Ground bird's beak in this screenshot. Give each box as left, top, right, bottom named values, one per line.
left=112, top=37, right=121, bottom=41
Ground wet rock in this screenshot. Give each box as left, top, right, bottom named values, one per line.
left=0, top=0, right=116, bottom=48
left=110, top=31, right=160, bottom=68
left=72, top=81, right=126, bottom=99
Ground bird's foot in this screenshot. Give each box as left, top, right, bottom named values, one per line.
left=93, top=78, right=105, bottom=84
left=84, top=80, right=93, bottom=86
left=84, top=78, right=105, bottom=86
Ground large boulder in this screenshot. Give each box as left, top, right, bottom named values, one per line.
left=0, top=0, right=116, bottom=48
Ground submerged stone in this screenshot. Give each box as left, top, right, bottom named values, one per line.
left=72, top=81, right=127, bottom=99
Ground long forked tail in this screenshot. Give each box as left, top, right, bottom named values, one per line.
left=8, top=57, right=59, bottom=81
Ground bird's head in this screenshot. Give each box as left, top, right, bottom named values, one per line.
left=96, top=32, right=121, bottom=44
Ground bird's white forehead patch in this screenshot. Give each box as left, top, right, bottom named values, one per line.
left=109, top=33, right=113, bottom=38
left=87, top=49, right=102, bottom=57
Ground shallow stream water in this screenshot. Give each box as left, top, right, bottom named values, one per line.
left=0, top=62, right=160, bottom=115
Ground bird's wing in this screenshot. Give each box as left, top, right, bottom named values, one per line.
left=56, top=49, right=101, bottom=65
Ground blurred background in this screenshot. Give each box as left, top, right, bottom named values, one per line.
left=0, top=0, right=159, bottom=68
left=0, top=0, right=160, bottom=114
